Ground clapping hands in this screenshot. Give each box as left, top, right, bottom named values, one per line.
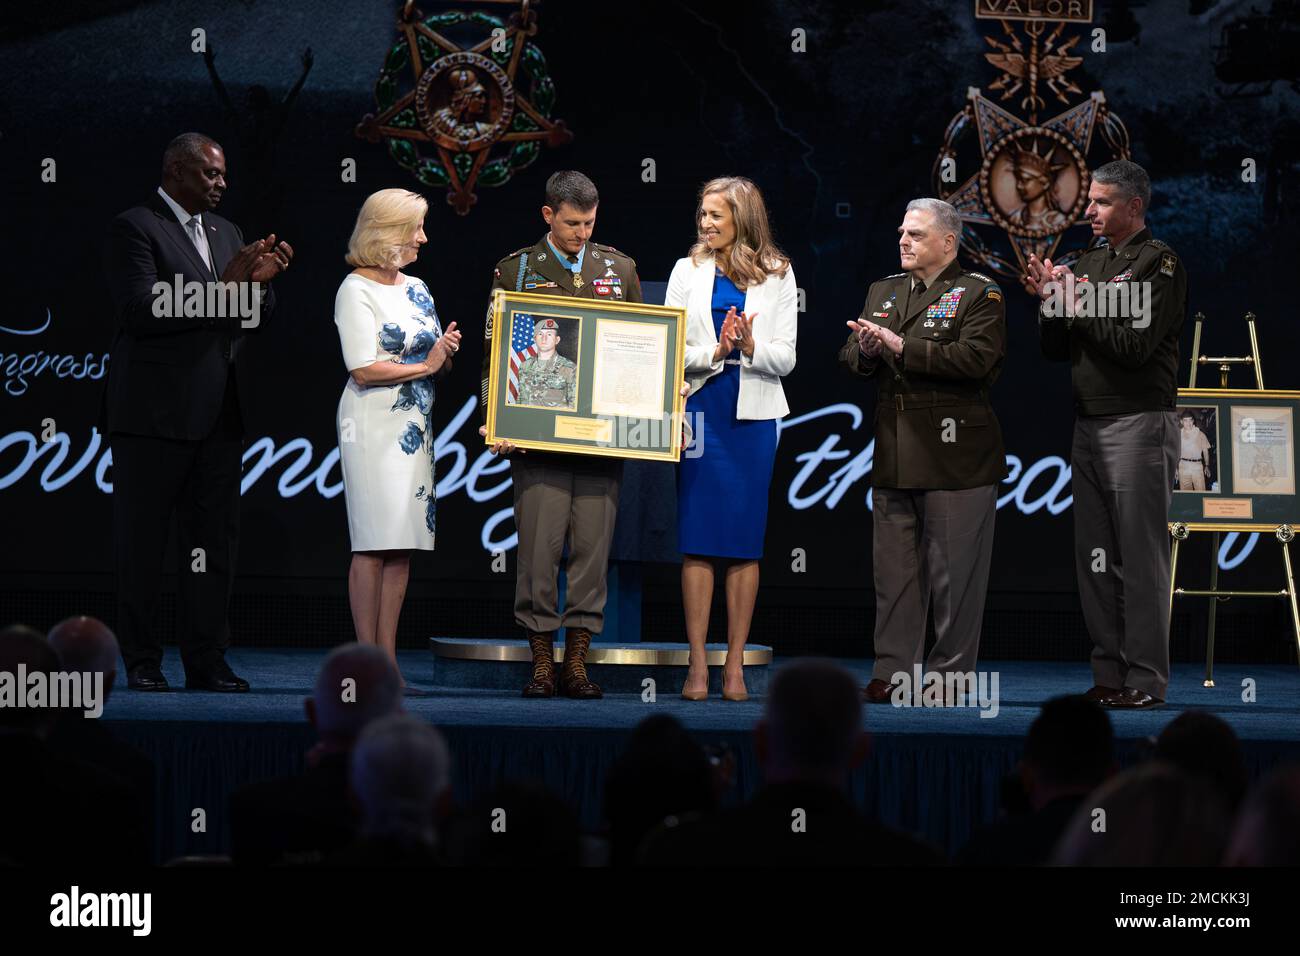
left=846, top=318, right=902, bottom=358
left=1025, top=254, right=1070, bottom=301
left=425, top=321, right=461, bottom=374
left=249, top=234, right=293, bottom=282
left=713, top=307, right=758, bottom=363
left=221, top=234, right=294, bottom=284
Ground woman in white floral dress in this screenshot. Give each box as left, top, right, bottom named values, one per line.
left=334, top=189, right=461, bottom=678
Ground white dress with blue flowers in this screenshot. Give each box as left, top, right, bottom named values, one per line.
left=334, top=273, right=444, bottom=551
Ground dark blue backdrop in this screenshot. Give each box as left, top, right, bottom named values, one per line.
left=3, top=0, right=1297, bottom=606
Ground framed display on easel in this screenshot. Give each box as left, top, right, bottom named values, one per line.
left=1168, top=312, right=1300, bottom=684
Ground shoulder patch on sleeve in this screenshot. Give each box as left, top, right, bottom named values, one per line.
left=985, top=289, right=1003, bottom=302
left=1159, top=252, right=1178, bottom=277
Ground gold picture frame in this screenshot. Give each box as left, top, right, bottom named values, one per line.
left=484, top=289, right=687, bottom=462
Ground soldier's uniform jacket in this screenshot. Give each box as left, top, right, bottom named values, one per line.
left=1038, top=226, right=1186, bottom=417
left=517, top=353, right=576, bottom=407
left=480, top=235, right=643, bottom=415
left=839, top=258, right=1007, bottom=490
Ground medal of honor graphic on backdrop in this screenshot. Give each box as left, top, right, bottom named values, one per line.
left=355, top=0, right=572, bottom=214
left=936, top=1, right=1131, bottom=283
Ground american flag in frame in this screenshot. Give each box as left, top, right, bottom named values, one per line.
left=507, top=312, right=537, bottom=403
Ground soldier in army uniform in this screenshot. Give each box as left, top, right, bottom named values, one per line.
left=514, top=317, right=576, bottom=409
left=478, top=170, right=642, bottom=699
left=839, top=198, right=1007, bottom=706
left=1027, top=159, right=1188, bottom=710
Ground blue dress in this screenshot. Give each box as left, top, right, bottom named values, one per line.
left=677, top=272, right=779, bottom=559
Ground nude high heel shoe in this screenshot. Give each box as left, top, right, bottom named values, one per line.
left=681, top=658, right=709, bottom=700
left=722, top=666, right=748, bottom=702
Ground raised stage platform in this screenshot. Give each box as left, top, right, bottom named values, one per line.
left=100, top=648, right=1300, bottom=863
left=429, top=637, right=774, bottom=694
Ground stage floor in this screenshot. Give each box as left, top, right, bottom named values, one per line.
left=98, top=649, right=1299, bottom=862
left=103, top=649, right=1300, bottom=741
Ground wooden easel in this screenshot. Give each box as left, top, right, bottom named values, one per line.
left=1168, top=312, right=1300, bottom=685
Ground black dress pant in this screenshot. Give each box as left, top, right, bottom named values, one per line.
left=1071, top=410, right=1179, bottom=699
left=110, top=371, right=242, bottom=674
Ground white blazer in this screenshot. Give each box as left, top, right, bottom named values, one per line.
left=666, top=254, right=798, bottom=420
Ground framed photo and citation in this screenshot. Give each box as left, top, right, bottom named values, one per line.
left=1168, top=389, right=1300, bottom=531
left=484, top=289, right=687, bottom=461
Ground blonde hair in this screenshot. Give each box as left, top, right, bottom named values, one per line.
left=346, top=188, right=429, bottom=268
left=688, top=176, right=789, bottom=289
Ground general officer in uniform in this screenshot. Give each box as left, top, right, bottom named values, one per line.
left=839, top=197, right=1007, bottom=705
left=515, top=318, right=576, bottom=408
left=1027, top=159, right=1187, bottom=710
left=478, top=170, right=643, bottom=699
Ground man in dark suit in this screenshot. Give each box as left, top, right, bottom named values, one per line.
left=839, top=198, right=1008, bottom=705
left=105, top=132, right=293, bottom=692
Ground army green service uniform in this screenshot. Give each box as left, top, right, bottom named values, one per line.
left=482, top=235, right=643, bottom=653
left=1039, top=227, right=1187, bottom=704
left=839, top=258, right=1007, bottom=689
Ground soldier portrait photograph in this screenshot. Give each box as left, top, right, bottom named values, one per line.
left=505, top=314, right=579, bottom=410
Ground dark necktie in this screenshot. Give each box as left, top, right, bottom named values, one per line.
left=911, top=280, right=926, bottom=313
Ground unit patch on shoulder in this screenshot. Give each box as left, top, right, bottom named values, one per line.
left=986, top=290, right=1002, bottom=302
left=1160, top=253, right=1177, bottom=277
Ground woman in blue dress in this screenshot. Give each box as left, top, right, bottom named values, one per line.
left=666, top=177, right=799, bottom=700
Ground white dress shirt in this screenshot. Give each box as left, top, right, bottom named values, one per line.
left=157, top=186, right=215, bottom=274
